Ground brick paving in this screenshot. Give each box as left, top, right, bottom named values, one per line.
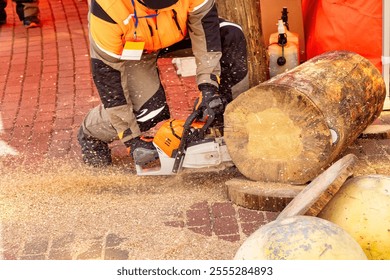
left=1, top=0, right=390, bottom=260
left=0, top=207, right=279, bottom=260
left=0, top=0, right=92, bottom=163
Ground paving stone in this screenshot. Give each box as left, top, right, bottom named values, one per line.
left=189, top=201, right=208, bottom=210
left=186, top=208, right=211, bottom=227
left=2, top=251, right=18, bottom=260
left=52, top=233, right=75, bottom=249
left=238, top=208, right=266, bottom=223
left=188, top=225, right=212, bottom=236
left=211, top=202, right=236, bottom=218
left=1, top=240, right=21, bottom=260
left=158, top=68, right=182, bottom=86
left=76, top=241, right=103, bottom=260
left=241, top=222, right=262, bottom=236
left=106, top=233, right=126, bottom=248
left=104, top=248, right=129, bottom=260
left=213, top=216, right=239, bottom=236
left=264, top=211, right=280, bottom=222
left=23, top=239, right=49, bottom=255
left=164, top=220, right=185, bottom=228
left=19, top=254, right=46, bottom=260
left=217, top=235, right=240, bottom=242
left=157, top=57, right=174, bottom=66
left=181, top=76, right=197, bottom=89
left=48, top=249, right=73, bottom=260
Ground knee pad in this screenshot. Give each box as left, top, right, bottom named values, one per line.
left=135, top=85, right=171, bottom=132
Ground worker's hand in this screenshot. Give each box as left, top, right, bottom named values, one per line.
left=194, top=83, right=224, bottom=121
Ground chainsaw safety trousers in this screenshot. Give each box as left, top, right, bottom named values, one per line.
left=80, top=0, right=248, bottom=149
left=12, top=0, right=40, bottom=21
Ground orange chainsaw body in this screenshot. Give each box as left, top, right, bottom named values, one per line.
left=153, top=118, right=205, bottom=157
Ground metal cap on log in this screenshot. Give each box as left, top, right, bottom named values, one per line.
left=224, top=50, right=386, bottom=184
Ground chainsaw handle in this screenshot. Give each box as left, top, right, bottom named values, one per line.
left=185, top=105, right=216, bottom=132
left=172, top=108, right=215, bottom=173
left=183, top=109, right=202, bottom=130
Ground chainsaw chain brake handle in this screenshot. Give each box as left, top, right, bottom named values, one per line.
left=171, top=107, right=216, bottom=173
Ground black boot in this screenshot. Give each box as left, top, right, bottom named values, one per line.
left=77, top=127, right=112, bottom=167
left=23, top=15, right=40, bottom=28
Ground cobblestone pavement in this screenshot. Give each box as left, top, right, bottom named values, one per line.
left=1, top=0, right=390, bottom=260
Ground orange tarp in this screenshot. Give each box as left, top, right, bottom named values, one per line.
left=302, top=0, right=382, bottom=71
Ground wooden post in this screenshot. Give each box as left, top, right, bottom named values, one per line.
left=215, top=0, right=268, bottom=86
left=224, top=50, right=386, bottom=184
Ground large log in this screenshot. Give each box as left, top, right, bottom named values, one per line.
left=224, top=50, right=386, bottom=184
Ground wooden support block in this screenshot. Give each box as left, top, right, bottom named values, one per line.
left=277, top=154, right=357, bottom=219
left=360, top=124, right=390, bottom=139
left=226, top=177, right=305, bottom=212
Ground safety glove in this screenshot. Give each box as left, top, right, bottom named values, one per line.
left=194, top=83, right=224, bottom=121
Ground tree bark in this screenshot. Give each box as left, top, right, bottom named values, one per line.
left=216, top=0, right=268, bottom=86
left=224, top=50, right=386, bottom=184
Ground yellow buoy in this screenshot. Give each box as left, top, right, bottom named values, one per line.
left=234, top=215, right=367, bottom=260
left=319, top=175, right=390, bottom=260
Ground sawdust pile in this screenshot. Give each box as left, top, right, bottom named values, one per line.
left=0, top=158, right=242, bottom=259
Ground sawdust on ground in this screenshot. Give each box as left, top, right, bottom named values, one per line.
left=0, top=157, right=242, bottom=260
left=1, top=136, right=390, bottom=260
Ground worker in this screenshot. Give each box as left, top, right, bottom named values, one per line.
left=78, top=0, right=249, bottom=167
left=0, top=0, right=41, bottom=28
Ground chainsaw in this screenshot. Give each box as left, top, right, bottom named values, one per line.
left=133, top=107, right=233, bottom=175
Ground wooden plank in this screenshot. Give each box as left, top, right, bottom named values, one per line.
left=226, top=177, right=305, bottom=212
left=360, top=124, right=390, bottom=139
left=277, top=154, right=357, bottom=220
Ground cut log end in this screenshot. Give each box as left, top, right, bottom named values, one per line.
left=224, top=85, right=332, bottom=184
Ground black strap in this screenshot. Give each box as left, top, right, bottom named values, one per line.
left=90, top=0, right=116, bottom=24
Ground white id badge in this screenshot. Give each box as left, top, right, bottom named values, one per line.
left=121, top=41, right=145, bottom=60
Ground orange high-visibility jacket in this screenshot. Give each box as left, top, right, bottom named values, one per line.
left=89, top=0, right=221, bottom=86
